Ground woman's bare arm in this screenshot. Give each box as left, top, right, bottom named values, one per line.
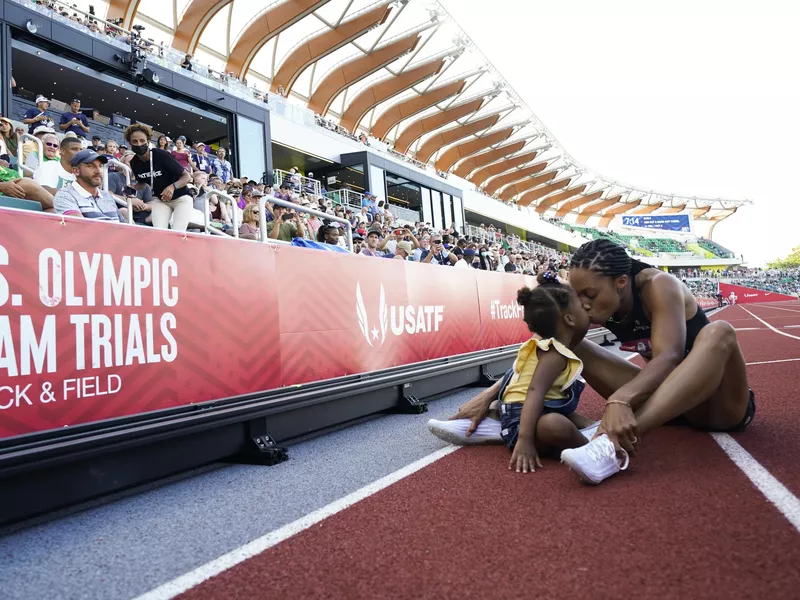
left=609, top=273, right=686, bottom=408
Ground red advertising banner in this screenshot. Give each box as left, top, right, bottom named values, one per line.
left=0, top=210, right=282, bottom=441
left=718, top=282, right=796, bottom=305
left=695, top=297, right=719, bottom=310
left=0, top=210, right=538, bottom=441
left=474, top=269, right=537, bottom=350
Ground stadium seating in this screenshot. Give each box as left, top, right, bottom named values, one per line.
left=698, top=238, right=735, bottom=259
left=1, top=0, right=742, bottom=279
left=0, top=197, right=42, bottom=211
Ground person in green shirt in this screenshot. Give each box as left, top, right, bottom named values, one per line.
left=267, top=204, right=305, bottom=242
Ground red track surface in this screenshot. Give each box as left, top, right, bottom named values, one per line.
left=178, top=303, right=800, bottom=600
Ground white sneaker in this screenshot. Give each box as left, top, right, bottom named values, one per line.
left=560, top=434, right=629, bottom=485
left=427, top=418, right=503, bottom=446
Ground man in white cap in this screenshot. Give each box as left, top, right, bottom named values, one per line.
left=22, top=95, right=55, bottom=134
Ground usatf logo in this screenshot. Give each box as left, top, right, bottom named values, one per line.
left=489, top=299, right=523, bottom=321
left=355, top=282, right=444, bottom=347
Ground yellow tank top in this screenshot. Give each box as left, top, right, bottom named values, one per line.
left=502, top=337, right=583, bottom=404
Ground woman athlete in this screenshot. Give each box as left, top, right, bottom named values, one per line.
left=448, top=239, right=755, bottom=484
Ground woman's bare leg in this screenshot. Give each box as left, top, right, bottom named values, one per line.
left=573, top=339, right=641, bottom=399
left=636, top=322, right=750, bottom=434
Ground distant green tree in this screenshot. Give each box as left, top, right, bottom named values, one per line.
left=768, top=245, right=800, bottom=268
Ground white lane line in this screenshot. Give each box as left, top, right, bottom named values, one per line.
left=137, top=345, right=797, bottom=600
left=132, top=444, right=460, bottom=600
left=750, top=303, right=800, bottom=313
left=627, top=346, right=800, bottom=531
left=711, top=433, right=800, bottom=533
left=746, top=357, right=800, bottom=366
left=734, top=327, right=762, bottom=331
left=739, top=306, right=800, bottom=342
left=755, top=304, right=800, bottom=315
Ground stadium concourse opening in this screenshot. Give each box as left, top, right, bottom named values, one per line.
left=11, top=42, right=229, bottom=151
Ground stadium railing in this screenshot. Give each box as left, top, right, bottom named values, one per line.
left=273, top=169, right=322, bottom=197
left=101, top=159, right=134, bottom=224
left=259, top=195, right=354, bottom=251
left=328, top=188, right=366, bottom=214
left=16, top=133, right=42, bottom=177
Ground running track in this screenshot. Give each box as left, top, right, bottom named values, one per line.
left=2, top=303, right=800, bottom=599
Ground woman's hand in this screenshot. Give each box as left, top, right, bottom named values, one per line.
left=449, top=393, right=493, bottom=437
left=597, top=401, right=639, bottom=455
left=509, top=438, right=542, bottom=473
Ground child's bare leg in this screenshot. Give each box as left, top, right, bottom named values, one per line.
left=535, top=413, right=589, bottom=457
left=487, top=400, right=500, bottom=421
left=568, top=412, right=595, bottom=429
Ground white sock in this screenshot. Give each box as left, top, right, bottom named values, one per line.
left=431, top=418, right=502, bottom=437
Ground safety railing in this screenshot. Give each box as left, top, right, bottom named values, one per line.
left=273, top=169, right=322, bottom=197
left=388, top=203, right=420, bottom=224
left=464, top=224, right=503, bottom=244
left=102, top=159, right=134, bottom=224
left=17, top=133, right=42, bottom=176
left=203, top=190, right=239, bottom=238
left=328, top=188, right=366, bottom=213
left=258, top=195, right=353, bottom=251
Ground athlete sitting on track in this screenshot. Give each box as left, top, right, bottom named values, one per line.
left=430, top=239, right=756, bottom=485
left=432, top=270, right=599, bottom=473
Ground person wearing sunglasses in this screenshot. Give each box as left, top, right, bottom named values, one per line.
left=33, top=136, right=84, bottom=194
left=22, top=125, right=57, bottom=170
left=238, top=204, right=261, bottom=240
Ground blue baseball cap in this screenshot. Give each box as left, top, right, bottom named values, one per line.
left=70, top=149, right=109, bottom=168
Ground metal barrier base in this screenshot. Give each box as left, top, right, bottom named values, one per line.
left=233, top=435, right=289, bottom=467
left=0, top=347, right=517, bottom=527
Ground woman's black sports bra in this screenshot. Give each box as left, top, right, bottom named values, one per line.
left=604, top=276, right=709, bottom=360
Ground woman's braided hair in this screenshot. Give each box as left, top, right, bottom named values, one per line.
left=570, top=238, right=650, bottom=278
left=517, top=270, right=574, bottom=338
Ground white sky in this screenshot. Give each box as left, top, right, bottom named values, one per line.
left=439, top=0, right=800, bottom=266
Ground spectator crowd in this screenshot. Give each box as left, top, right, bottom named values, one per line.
left=0, top=2, right=744, bottom=280
left=681, top=270, right=800, bottom=299
left=3, top=93, right=576, bottom=275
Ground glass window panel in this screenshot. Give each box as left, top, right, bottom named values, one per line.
left=236, top=115, right=266, bottom=183
left=431, top=190, right=442, bottom=230
left=452, top=196, right=464, bottom=233
left=421, top=187, right=432, bottom=224
left=442, top=193, right=452, bottom=228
